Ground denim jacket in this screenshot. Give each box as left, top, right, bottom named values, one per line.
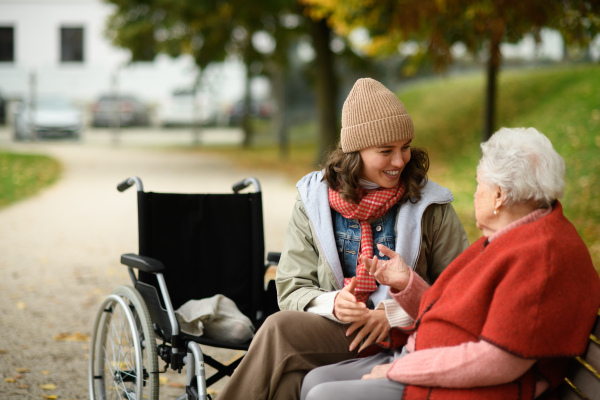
left=333, top=204, right=398, bottom=278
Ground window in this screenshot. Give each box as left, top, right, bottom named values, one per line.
left=60, top=27, right=84, bottom=62
left=0, top=26, right=15, bottom=62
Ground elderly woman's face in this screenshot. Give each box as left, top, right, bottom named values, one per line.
left=359, top=139, right=412, bottom=188
left=474, top=174, right=501, bottom=237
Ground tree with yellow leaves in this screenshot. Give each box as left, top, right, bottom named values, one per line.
left=301, top=0, right=600, bottom=140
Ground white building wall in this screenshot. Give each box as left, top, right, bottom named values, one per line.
left=0, top=0, right=247, bottom=107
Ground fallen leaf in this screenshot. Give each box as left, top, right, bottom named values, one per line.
left=159, top=376, right=168, bottom=385
left=15, top=367, right=30, bottom=373
left=110, top=361, right=129, bottom=369
left=0, top=349, right=8, bottom=354
left=13, top=374, right=24, bottom=379
left=42, top=370, right=51, bottom=375
left=16, top=301, right=26, bottom=310
left=226, top=350, right=245, bottom=363
left=39, top=383, right=57, bottom=390
left=42, top=395, right=58, bottom=399
left=53, top=332, right=90, bottom=342
left=5, top=378, right=16, bottom=383
left=167, top=382, right=185, bottom=388
left=18, top=384, right=30, bottom=389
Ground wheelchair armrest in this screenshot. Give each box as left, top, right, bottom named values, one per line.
left=267, top=252, right=281, bottom=264
left=121, top=253, right=165, bottom=273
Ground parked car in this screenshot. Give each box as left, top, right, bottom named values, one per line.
left=226, top=98, right=274, bottom=125
left=91, top=94, right=150, bottom=127
left=13, top=95, right=83, bottom=141
left=159, top=89, right=216, bottom=127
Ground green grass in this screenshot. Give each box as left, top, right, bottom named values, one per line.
left=0, top=151, right=62, bottom=208
left=204, top=64, right=600, bottom=270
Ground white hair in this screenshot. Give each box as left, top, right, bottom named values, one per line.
left=477, top=127, right=565, bottom=208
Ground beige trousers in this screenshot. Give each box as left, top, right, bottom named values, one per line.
left=216, top=310, right=358, bottom=400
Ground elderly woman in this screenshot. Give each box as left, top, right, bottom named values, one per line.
left=301, top=127, right=600, bottom=400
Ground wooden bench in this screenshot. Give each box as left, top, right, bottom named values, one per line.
left=559, top=313, right=600, bottom=400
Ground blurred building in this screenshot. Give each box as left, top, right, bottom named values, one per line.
left=0, top=0, right=250, bottom=120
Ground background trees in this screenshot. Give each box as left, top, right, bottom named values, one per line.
left=105, top=0, right=599, bottom=154
left=106, top=0, right=287, bottom=146
left=302, top=0, right=600, bottom=140
left=105, top=0, right=348, bottom=156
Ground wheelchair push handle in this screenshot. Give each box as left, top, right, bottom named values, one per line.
left=232, top=177, right=261, bottom=193
left=117, top=176, right=144, bottom=192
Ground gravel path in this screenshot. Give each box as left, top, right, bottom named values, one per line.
left=0, top=127, right=298, bottom=399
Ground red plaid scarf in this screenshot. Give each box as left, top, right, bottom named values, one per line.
left=328, top=181, right=406, bottom=303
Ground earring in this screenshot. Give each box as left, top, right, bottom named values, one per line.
left=493, top=209, right=499, bottom=216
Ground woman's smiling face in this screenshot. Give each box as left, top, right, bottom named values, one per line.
left=358, top=139, right=412, bottom=188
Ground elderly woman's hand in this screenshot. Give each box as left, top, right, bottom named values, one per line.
left=362, top=362, right=392, bottom=380
left=363, top=244, right=411, bottom=291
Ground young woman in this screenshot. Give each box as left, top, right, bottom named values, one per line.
left=300, top=127, right=600, bottom=400
left=217, top=78, right=469, bottom=400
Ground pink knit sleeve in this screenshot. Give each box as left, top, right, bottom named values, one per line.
left=389, top=270, right=430, bottom=319
left=386, top=340, right=537, bottom=388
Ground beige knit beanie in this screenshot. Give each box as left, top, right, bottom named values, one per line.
left=340, top=78, right=414, bottom=153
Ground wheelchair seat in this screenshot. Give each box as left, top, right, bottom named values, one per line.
left=89, top=177, right=279, bottom=400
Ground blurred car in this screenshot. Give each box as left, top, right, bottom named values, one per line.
left=13, top=95, right=83, bottom=141
left=159, top=89, right=216, bottom=127
left=91, top=94, right=150, bottom=127
left=226, top=98, right=274, bottom=125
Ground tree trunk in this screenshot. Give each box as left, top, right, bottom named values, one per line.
left=241, top=63, right=253, bottom=148
left=268, top=63, right=289, bottom=160
left=309, top=18, right=339, bottom=164
left=192, top=69, right=202, bottom=146
left=483, top=37, right=501, bottom=142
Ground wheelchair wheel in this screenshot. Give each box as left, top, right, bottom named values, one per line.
left=89, top=285, right=159, bottom=400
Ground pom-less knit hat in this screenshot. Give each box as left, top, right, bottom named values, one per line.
left=340, top=78, right=414, bottom=153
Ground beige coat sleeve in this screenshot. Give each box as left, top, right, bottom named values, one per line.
left=275, top=197, right=339, bottom=311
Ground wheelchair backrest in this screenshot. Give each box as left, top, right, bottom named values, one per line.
left=135, top=190, right=265, bottom=328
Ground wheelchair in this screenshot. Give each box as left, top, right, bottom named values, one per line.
left=89, top=176, right=280, bottom=400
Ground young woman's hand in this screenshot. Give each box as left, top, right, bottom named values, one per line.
left=333, top=277, right=369, bottom=322
left=346, top=309, right=391, bottom=352
left=334, top=277, right=389, bottom=352
left=362, top=244, right=411, bottom=291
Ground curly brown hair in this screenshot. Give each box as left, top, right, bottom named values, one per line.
left=321, top=145, right=429, bottom=204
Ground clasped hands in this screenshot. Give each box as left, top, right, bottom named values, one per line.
left=333, top=244, right=412, bottom=379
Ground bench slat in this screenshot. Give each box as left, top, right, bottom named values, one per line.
left=559, top=314, right=600, bottom=400
left=558, top=384, right=585, bottom=400
left=583, top=339, right=600, bottom=373
left=591, top=316, right=600, bottom=340
left=565, top=359, right=600, bottom=400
